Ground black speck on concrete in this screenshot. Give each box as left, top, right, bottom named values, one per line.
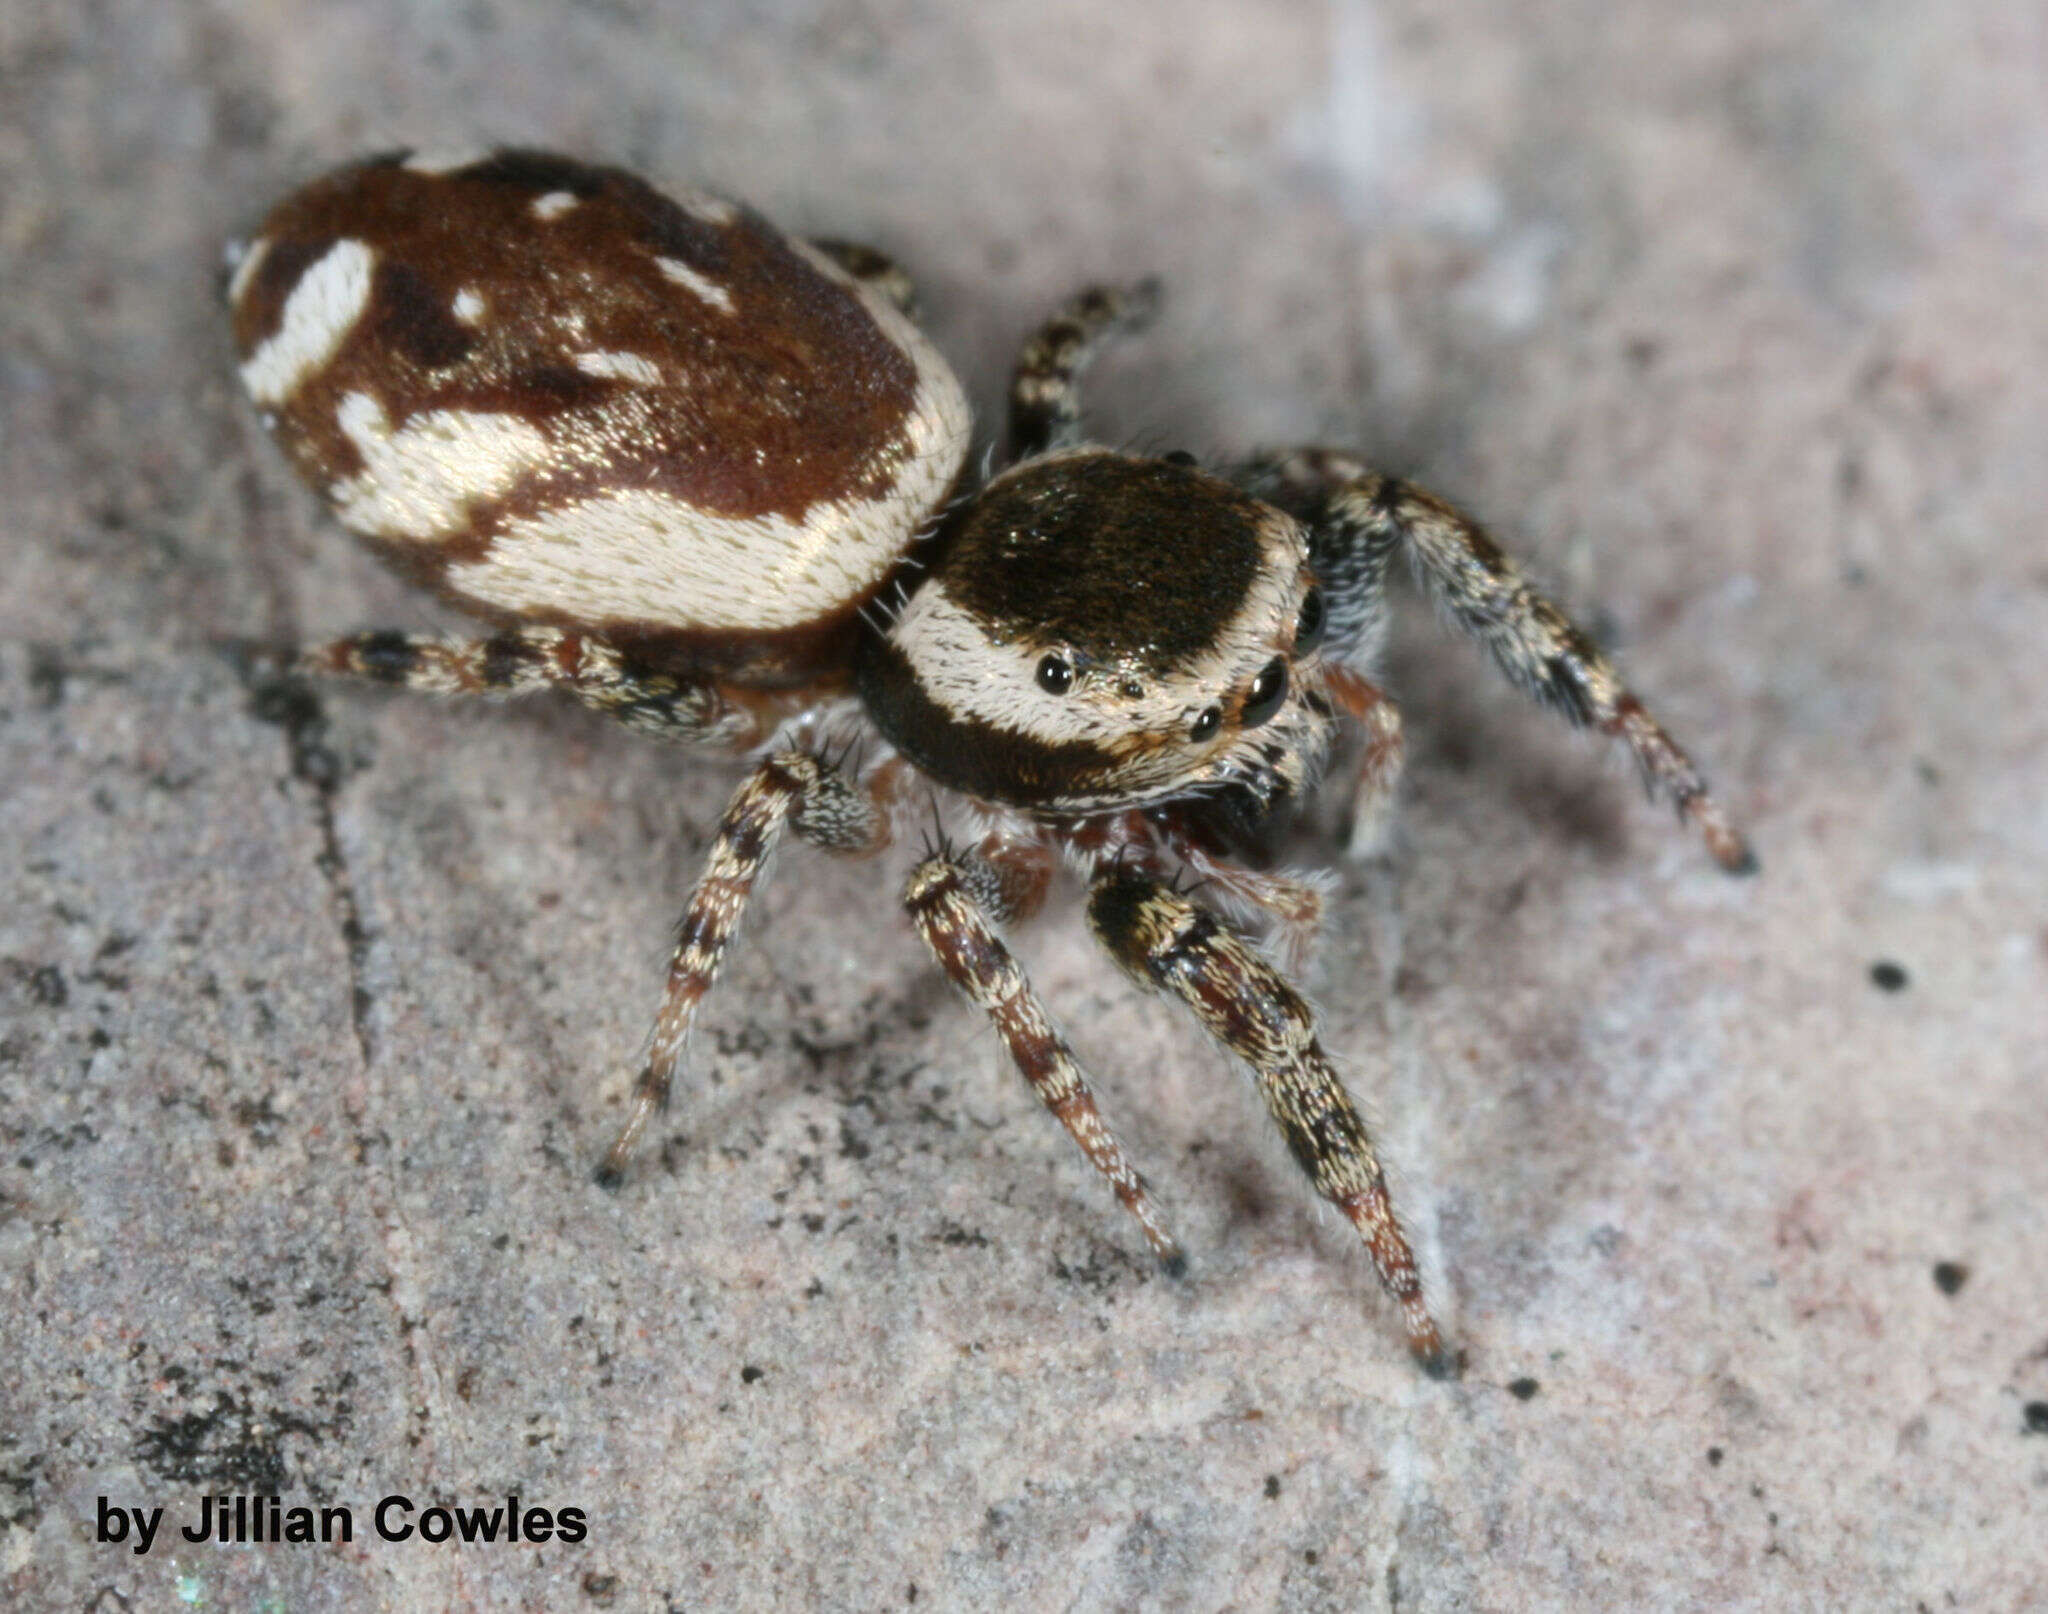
left=1263, top=1474, right=1281, bottom=1499
left=1707, top=1447, right=1724, bottom=1466
left=2024, top=1401, right=2048, bottom=1436
left=1869, top=961, right=1909, bottom=992
left=1508, top=1377, right=1540, bottom=1401
left=1932, top=1261, right=1969, bottom=1296
left=740, top=1364, right=765, bottom=1385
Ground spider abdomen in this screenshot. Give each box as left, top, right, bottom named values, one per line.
left=229, top=148, right=971, bottom=684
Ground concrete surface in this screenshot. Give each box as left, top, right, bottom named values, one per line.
left=3, top=1, right=2044, bottom=1609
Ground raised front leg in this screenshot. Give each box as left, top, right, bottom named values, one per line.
left=1254, top=448, right=1756, bottom=874
left=1087, top=866, right=1455, bottom=1378
left=596, top=750, right=888, bottom=1185
left=1007, top=279, right=1161, bottom=462
left=305, top=626, right=762, bottom=746
left=904, top=845, right=1183, bottom=1271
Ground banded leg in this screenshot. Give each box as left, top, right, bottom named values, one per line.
left=1087, top=867, right=1454, bottom=1377
left=306, top=626, right=760, bottom=746
left=810, top=238, right=918, bottom=315
left=904, top=848, right=1184, bottom=1272
left=596, top=751, right=887, bottom=1185
left=1008, top=278, right=1162, bottom=461
left=1266, top=448, right=1755, bottom=874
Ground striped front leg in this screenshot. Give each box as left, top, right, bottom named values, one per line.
left=904, top=849, right=1184, bottom=1273
left=1256, top=448, right=1755, bottom=875
left=1088, top=866, right=1455, bottom=1378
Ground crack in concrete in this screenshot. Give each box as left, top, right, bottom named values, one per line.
left=237, top=652, right=466, bottom=1605
left=242, top=662, right=373, bottom=1067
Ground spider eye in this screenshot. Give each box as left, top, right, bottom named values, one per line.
left=1035, top=653, right=1074, bottom=695
left=1189, top=705, right=1222, bottom=743
left=1163, top=449, right=1198, bottom=467
left=1294, top=587, right=1326, bottom=653
left=1241, top=657, right=1288, bottom=728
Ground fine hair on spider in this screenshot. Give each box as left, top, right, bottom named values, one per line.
left=228, top=147, right=1754, bottom=1377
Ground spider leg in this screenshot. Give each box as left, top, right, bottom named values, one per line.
left=962, top=827, right=1059, bottom=926
left=809, top=238, right=919, bottom=316
left=1086, top=865, right=1455, bottom=1378
left=596, top=750, right=888, bottom=1185
left=1007, top=279, right=1162, bottom=462
left=1067, top=806, right=1332, bottom=972
left=1172, top=855, right=1330, bottom=977
left=304, top=626, right=777, bottom=747
left=1323, top=662, right=1408, bottom=861
left=1250, top=448, right=1755, bottom=874
left=904, top=845, right=1184, bottom=1272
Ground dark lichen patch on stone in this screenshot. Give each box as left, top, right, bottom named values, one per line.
left=20, top=1121, right=99, bottom=1164
left=0, top=1453, right=42, bottom=1534
left=244, top=666, right=346, bottom=791
left=135, top=1388, right=327, bottom=1492
left=1049, top=1236, right=1157, bottom=1296
left=27, top=643, right=68, bottom=708
left=4, top=961, right=69, bottom=1009
left=233, top=1091, right=287, bottom=1147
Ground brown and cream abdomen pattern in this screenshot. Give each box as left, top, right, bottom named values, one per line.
left=230, top=149, right=970, bottom=682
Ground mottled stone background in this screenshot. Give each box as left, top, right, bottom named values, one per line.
left=3, top=2, right=2043, bottom=1609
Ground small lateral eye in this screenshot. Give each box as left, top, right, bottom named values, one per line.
left=1241, top=657, right=1288, bottom=728
left=1163, top=449, right=1197, bottom=467
left=1036, top=654, right=1074, bottom=695
left=1189, top=705, right=1222, bottom=743
left=1294, top=587, right=1326, bottom=653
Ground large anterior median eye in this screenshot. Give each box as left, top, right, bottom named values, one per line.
left=1241, top=657, right=1288, bottom=727
left=1035, top=654, right=1074, bottom=694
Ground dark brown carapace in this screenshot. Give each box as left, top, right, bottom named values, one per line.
left=232, top=148, right=1755, bottom=1377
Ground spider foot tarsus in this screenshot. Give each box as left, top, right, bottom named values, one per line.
left=593, top=1065, right=672, bottom=1191
left=904, top=846, right=1185, bottom=1272
left=1413, top=1331, right=1463, bottom=1382
left=1087, top=865, right=1454, bottom=1375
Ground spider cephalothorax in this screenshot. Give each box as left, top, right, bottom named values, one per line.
left=860, top=447, right=1334, bottom=816
left=231, top=148, right=1754, bottom=1377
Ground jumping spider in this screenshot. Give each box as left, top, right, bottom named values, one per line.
left=228, top=150, right=1754, bottom=1376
